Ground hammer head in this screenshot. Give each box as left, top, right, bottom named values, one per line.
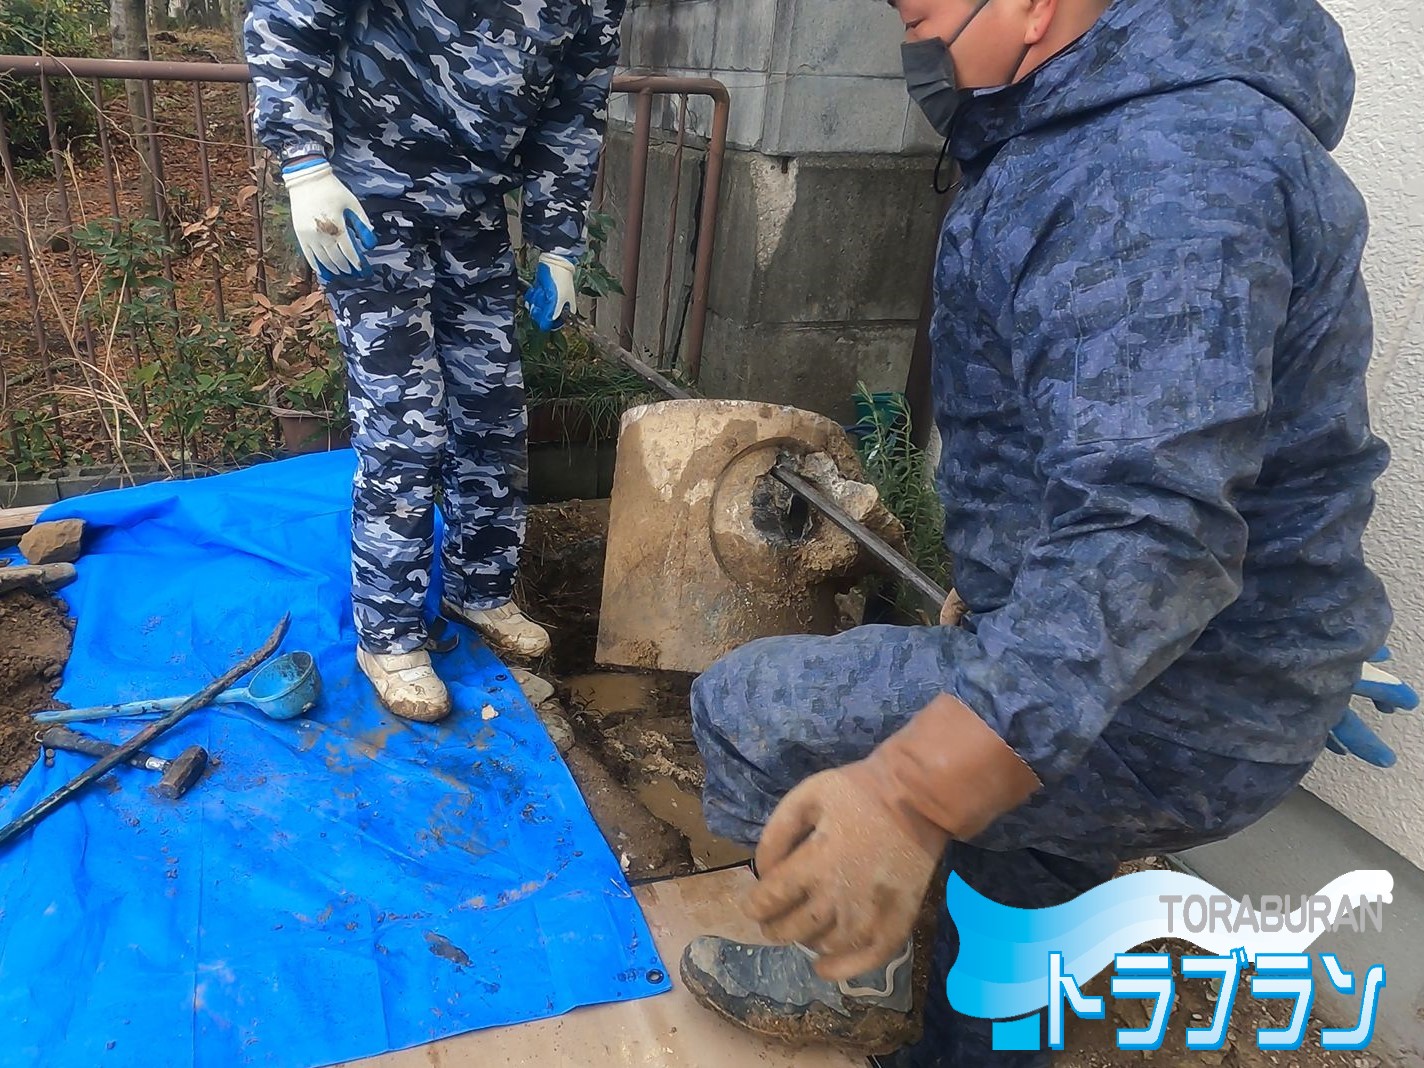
left=157, top=746, right=209, bottom=799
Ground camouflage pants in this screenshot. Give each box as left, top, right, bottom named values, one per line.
left=325, top=208, right=526, bottom=653
left=690, top=625, right=1313, bottom=1066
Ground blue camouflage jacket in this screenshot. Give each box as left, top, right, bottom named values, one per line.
left=244, top=0, right=625, bottom=258
left=933, top=0, right=1392, bottom=782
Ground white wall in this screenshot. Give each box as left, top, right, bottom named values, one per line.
left=1304, top=0, right=1424, bottom=868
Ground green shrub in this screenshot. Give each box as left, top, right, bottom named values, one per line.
left=0, top=0, right=101, bottom=167
left=851, top=386, right=953, bottom=622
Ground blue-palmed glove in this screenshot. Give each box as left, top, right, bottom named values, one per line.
left=280, top=158, right=378, bottom=284
left=1325, top=647, right=1419, bottom=768
left=524, top=253, right=577, bottom=331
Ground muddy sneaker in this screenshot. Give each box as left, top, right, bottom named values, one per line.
left=356, top=647, right=451, bottom=723
left=441, top=599, right=551, bottom=659
left=680, top=936, right=917, bottom=1054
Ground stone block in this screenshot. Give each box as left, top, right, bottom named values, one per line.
left=621, top=0, right=716, bottom=72
left=712, top=70, right=769, bottom=151
left=698, top=315, right=922, bottom=421
left=778, top=0, right=903, bottom=78
left=711, top=0, right=779, bottom=72
left=762, top=73, right=915, bottom=155
left=707, top=152, right=943, bottom=326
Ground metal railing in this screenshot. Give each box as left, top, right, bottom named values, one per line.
left=0, top=54, right=728, bottom=469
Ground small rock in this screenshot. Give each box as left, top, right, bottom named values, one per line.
left=480, top=704, right=498, bottom=721
left=537, top=701, right=575, bottom=755
left=19, top=519, right=85, bottom=565
left=510, top=667, right=555, bottom=708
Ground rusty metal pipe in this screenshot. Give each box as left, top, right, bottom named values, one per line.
left=238, top=81, right=270, bottom=301
left=40, top=71, right=111, bottom=460
left=769, top=464, right=948, bottom=613
left=656, top=95, right=688, bottom=366
left=0, top=55, right=253, bottom=82
left=91, top=79, right=121, bottom=221
left=618, top=92, right=654, bottom=350
left=685, top=89, right=729, bottom=385
left=0, top=109, right=64, bottom=454
left=0, top=57, right=735, bottom=97
left=192, top=82, right=226, bottom=321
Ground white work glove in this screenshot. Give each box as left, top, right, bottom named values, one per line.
left=524, top=253, right=578, bottom=331
left=280, top=158, right=377, bottom=282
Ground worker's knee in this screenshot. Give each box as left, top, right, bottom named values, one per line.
left=690, top=635, right=811, bottom=765
left=352, top=435, right=446, bottom=503
left=691, top=628, right=911, bottom=763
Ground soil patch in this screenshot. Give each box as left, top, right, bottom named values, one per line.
left=518, top=501, right=751, bottom=878
left=1059, top=858, right=1379, bottom=1068
left=0, top=589, right=74, bottom=786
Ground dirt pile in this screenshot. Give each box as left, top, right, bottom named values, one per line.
left=0, top=590, right=74, bottom=786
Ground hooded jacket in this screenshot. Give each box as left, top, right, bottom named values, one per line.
left=932, top=0, right=1392, bottom=781
left=244, top=0, right=624, bottom=259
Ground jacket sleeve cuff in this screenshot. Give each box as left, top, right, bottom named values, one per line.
left=867, top=693, right=1042, bottom=842
left=276, top=140, right=331, bottom=166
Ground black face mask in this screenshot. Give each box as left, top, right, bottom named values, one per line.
left=900, top=0, right=1030, bottom=137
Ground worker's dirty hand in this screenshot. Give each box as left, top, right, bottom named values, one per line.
left=744, top=760, right=947, bottom=983
left=745, top=693, right=1038, bottom=982
left=939, top=588, right=968, bottom=627
left=1325, top=647, right=1419, bottom=769
left=281, top=159, right=377, bottom=283
left=525, top=253, right=578, bottom=332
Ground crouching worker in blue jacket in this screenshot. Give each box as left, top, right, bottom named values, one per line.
left=681, top=0, right=1418, bottom=1062
left=245, top=0, right=623, bottom=722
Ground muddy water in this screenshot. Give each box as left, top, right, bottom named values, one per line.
left=633, top=776, right=752, bottom=871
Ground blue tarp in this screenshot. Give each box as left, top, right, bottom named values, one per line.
left=0, top=451, right=669, bottom=1067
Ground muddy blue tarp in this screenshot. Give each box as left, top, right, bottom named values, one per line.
left=0, top=451, right=668, bottom=1067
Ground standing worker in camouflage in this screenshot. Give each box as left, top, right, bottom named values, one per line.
left=245, top=0, right=624, bottom=722
left=680, top=0, right=1419, bottom=1063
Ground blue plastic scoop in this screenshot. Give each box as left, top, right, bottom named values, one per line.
left=34, top=651, right=321, bottom=724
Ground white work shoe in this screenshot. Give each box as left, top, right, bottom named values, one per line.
left=356, top=647, right=451, bottom=723
left=442, top=599, right=551, bottom=659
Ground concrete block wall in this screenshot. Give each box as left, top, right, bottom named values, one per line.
left=605, top=0, right=946, bottom=421
left=595, top=131, right=942, bottom=419
left=616, top=0, right=942, bottom=155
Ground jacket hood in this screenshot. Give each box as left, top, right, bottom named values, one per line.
left=950, top=0, right=1356, bottom=162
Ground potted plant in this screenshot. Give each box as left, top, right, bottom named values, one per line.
left=246, top=290, right=351, bottom=454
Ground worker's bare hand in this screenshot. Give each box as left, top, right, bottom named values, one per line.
left=743, top=761, right=947, bottom=982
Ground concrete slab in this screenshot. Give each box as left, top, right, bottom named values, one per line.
left=1177, top=788, right=1424, bottom=1064
left=341, top=867, right=864, bottom=1067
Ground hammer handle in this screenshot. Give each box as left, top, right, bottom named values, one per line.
left=40, top=726, right=165, bottom=772
left=0, top=614, right=289, bottom=848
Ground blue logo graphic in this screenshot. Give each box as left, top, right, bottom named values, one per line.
left=944, top=869, right=1391, bottom=1052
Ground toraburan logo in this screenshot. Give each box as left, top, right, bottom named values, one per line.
left=944, top=869, right=1392, bottom=1053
